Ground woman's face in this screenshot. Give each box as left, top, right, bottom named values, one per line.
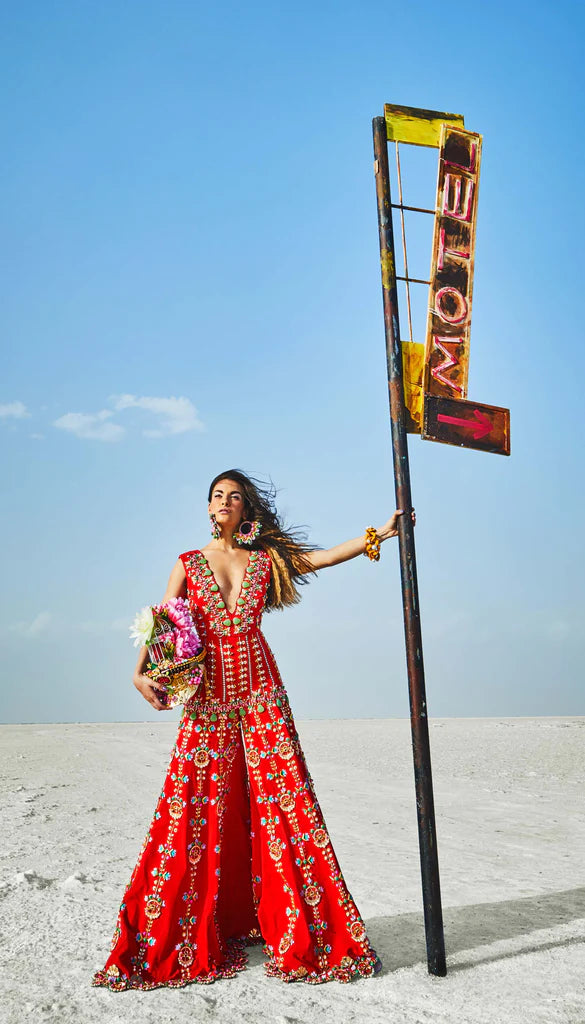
left=208, top=478, right=246, bottom=531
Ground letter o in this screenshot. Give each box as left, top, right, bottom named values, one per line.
left=435, top=286, right=468, bottom=324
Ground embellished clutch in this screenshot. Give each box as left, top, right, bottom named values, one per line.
left=130, top=598, right=205, bottom=708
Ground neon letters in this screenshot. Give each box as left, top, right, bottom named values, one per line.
left=424, top=126, right=482, bottom=399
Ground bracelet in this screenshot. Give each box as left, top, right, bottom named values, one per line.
left=364, top=526, right=381, bottom=562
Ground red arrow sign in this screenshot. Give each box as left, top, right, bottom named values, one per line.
left=437, top=408, right=492, bottom=439
left=423, top=395, right=510, bottom=455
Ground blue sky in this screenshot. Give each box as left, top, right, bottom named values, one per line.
left=1, top=0, right=583, bottom=723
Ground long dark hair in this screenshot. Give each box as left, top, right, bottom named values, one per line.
left=207, top=469, right=318, bottom=611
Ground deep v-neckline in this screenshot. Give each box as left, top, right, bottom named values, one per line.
left=198, top=550, right=252, bottom=616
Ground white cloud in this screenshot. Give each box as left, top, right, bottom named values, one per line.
left=52, top=394, right=203, bottom=442
left=8, top=611, right=52, bottom=637
left=53, top=410, right=125, bottom=442
left=110, top=617, right=131, bottom=632
left=0, top=401, right=29, bottom=419
left=8, top=614, right=130, bottom=638
left=111, top=394, right=204, bottom=437
left=78, top=617, right=129, bottom=634
left=29, top=612, right=52, bottom=635
left=546, top=619, right=571, bottom=640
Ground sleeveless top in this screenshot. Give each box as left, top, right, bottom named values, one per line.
left=178, top=548, right=284, bottom=713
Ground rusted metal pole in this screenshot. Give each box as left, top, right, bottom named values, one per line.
left=372, top=115, right=447, bottom=977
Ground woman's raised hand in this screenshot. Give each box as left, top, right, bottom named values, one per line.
left=133, top=673, right=167, bottom=711
left=377, top=507, right=416, bottom=540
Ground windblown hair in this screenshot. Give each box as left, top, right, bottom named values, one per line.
left=207, top=469, right=319, bottom=611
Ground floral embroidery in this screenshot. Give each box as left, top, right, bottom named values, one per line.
left=313, top=827, right=329, bottom=848
left=145, top=897, right=162, bottom=919
left=177, top=945, right=195, bottom=967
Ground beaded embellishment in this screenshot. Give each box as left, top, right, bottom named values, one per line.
left=181, top=549, right=270, bottom=638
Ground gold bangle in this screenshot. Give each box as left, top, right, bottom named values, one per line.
left=364, top=526, right=381, bottom=562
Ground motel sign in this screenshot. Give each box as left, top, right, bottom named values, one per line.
left=371, top=103, right=511, bottom=981
left=384, top=103, right=511, bottom=455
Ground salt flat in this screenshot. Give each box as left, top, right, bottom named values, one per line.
left=1, top=717, right=584, bottom=1024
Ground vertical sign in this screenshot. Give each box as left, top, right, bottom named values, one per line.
left=424, top=124, right=482, bottom=400
left=383, top=104, right=510, bottom=455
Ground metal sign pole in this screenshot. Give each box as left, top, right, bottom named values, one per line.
left=372, top=115, right=447, bottom=977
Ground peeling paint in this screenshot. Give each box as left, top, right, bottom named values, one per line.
left=381, top=250, right=395, bottom=291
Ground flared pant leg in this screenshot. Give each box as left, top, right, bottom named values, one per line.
left=241, top=686, right=381, bottom=984
left=93, top=709, right=257, bottom=990
left=93, top=688, right=380, bottom=991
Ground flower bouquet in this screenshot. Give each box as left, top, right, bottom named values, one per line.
left=129, top=597, right=205, bottom=708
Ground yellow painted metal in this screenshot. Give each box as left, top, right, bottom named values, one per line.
left=401, top=341, right=425, bottom=433
left=385, top=104, right=465, bottom=148
left=380, top=250, right=395, bottom=291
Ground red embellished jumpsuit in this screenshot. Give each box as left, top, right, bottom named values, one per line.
left=92, top=548, right=381, bottom=988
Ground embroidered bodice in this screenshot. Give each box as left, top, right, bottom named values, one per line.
left=178, top=548, right=281, bottom=706
left=179, top=548, right=271, bottom=642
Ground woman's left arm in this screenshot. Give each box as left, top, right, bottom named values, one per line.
left=302, top=508, right=416, bottom=571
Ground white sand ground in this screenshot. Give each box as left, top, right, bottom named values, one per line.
left=1, top=717, right=584, bottom=1024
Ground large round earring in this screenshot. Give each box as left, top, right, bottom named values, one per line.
left=233, top=520, right=261, bottom=546
left=209, top=512, right=221, bottom=540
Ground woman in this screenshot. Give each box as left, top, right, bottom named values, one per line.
left=92, top=469, right=414, bottom=989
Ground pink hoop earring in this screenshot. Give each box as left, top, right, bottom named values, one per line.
left=233, top=520, right=261, bottom=546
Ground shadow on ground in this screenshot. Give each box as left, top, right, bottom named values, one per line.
left=367, top=886, right=585, bottom=973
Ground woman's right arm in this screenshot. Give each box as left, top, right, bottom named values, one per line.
left=133, top=559, right=187, bottom=711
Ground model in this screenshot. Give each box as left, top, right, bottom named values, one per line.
left=92, top=469, right=414, bottom=989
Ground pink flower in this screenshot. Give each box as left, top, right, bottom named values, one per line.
left=152, top=597, right=201, bottom=666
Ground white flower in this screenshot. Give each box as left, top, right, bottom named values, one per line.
left=129, top=606, right=155, bottom=647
